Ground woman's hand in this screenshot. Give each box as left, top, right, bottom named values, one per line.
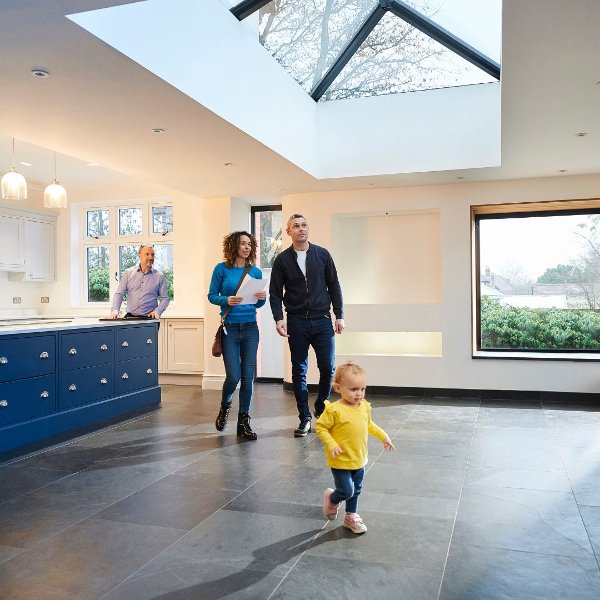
left=329, top=446, right=344, bottom=458
left=255, top=291, right=267, bottom=300
left=227, top=296, right=243, bottom=306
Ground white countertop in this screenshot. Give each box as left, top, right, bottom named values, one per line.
left=0, top=317, right=157, bottom=335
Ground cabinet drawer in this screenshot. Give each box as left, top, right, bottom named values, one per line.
left=60, top=330, right=114, bottom=371
left=0, top=374, right=56, bottom=426
left=115, top=356, right=157, bottom=395
left=0, top=335, right=55, bottom=383
left=115, top=325, right=157, bottom=362
left=59, top=364, right=114, bottom=410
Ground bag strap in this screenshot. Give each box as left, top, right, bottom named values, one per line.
left=221, top=265, right=252, bottom=324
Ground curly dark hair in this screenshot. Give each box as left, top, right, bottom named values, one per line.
left=223, top=231, right=257, bottom=267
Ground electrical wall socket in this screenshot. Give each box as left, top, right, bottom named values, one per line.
left=41, top=297, right=50, bottom=303
left=12, top=297, right=21, bottom=304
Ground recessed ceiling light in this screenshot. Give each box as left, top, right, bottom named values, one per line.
left=19, top=161, right=32, bottom=167
left=85, top=162, right=98, bottom=167
left=224, top=162, right=233, bottom=167
left=151, top=128, right=165, bottom=133
left=31, top=68, right=49, bottom=78
left=575, top=132, right=588, bottom=137
left=456, top=176, right=465, bottom=179
left=276, top=187, right=286, bottom=192
left=558, top=169, right=568, bottom=173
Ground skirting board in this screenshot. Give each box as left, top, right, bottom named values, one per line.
left=159, top=373, right=203, bottom=386
left=201, top=374, right=225, bottom=390
left=282, top=382, right=600, bottom=404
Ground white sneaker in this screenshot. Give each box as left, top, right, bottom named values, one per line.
left=323, top=488, right=339, bottom=520
left=343, top=512, right=367, bottom=534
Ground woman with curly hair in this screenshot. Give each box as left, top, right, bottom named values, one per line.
left=208, top=231, right=267, bottom=440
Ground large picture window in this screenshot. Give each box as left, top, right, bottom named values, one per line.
left=81, top=202, right=174, bottom=305
left=473, top=200, right=600, bottom=355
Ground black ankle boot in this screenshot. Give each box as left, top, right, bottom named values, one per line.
left=237, top=412, right=257, bottom=441
left=215, top=402, right=231, bottom=431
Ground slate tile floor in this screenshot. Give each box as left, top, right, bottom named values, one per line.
left=1, top=384, right=600, bottom=599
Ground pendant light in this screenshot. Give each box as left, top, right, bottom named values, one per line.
left=44, top=152, right=68, bottom=209
left=1, top=138, right=28, bottom=200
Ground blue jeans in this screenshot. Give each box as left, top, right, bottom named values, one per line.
left=330, top=468, right=365, bottom=514
left=221, top=321, right=259, bottom=414
left=287, top=316, right=335, bottom=420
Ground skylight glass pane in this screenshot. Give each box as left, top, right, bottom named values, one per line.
left=259, top=0, right=379, bottom=94
left=323, top=11, right=496, bottom=101
left=409, top=0, right=501, bottom=62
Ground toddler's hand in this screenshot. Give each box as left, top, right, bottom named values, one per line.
left=330, top=446, right=344, bottom=457
left=383, top=438, right=395, bottom=451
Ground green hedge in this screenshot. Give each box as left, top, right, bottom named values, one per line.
left=480, top=296, right=600, bottom=350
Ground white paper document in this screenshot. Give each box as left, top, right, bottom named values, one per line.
left=238, top=277, right=269, bottom=304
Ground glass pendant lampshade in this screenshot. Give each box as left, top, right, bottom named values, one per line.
left=43, top=152, right=67, bottom=209
left=1, top=138, right=28, bottom=200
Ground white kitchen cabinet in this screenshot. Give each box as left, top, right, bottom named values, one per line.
left=158, top=318, right=204, bottom=374
left=0, top=215, right=25, bottom=271
left=21, top=219, right=55, bottom=281
left=1, top=206, right=56, bottom=281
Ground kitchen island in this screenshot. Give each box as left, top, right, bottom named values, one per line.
left=0, top=319, right=160, bottom=455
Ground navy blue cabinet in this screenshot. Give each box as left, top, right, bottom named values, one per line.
left=0, top=322, right=160, bottom=455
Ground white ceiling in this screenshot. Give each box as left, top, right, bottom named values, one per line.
left=0, top=0, right=599, bottom=202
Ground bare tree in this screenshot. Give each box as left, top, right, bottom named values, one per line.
left=258, top=0, right=476, bottom=100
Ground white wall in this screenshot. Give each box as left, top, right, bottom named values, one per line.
left=280, top=173, right=600, bottom=394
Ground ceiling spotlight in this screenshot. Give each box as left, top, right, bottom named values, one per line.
left=224, top=162, right=233, bottom=167
left=558, top=169, right=568, bottom=173
left=85, top=162, right=98, bottom=167
left=456, top=176, right=465, bottom=179
left=31, top=68, right=49, bottom=78
left=575, top=132, right=588, bottom=137
left=151, top=128, right=165, bottom=133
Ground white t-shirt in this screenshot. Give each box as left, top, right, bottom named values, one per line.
left=296, top=249, right=307, bottom=277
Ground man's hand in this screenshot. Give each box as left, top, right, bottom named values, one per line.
left=275, top=320, right=288, bottom=337
left=148, top=311, right=160, bottom=319
left=109, top=310, right=119, bottom=320
left=334, top=319, right=345, bottom=334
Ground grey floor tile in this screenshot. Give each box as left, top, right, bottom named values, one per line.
left=162, top=509, right=326, bottom=577
left=439, top=543, right=600, bottom=600
left=367, top=491, right=458, bottom=519
left=96, top=473, right=240, bottom=530
left=453, top=487, right=594, bottom=558
left=366, top=461, right=465, bottom=499
left=384, top=429, right=473, bottom=459
left=306, top=511, right=454, bottom=572
left=0, top=464, right=73, bottom=503
left=0, top=544, right=24, bottom=566
left=563, top=463, right=600, bottom=506
left=469, top=426, right=563, bottom=469
left=464, top=466, right=572, bottom=493
left=579, top=504, right=600, bottom=556
left=271, top=554, right=441, bottom=600
left=477, top=407, right=549, bottom=429
left=0, top=518, right=186, bottom=600
left=102, top=555, right=282, bottom=600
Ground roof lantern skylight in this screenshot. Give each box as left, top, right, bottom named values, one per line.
left=231, top=0, right=501, bottom=101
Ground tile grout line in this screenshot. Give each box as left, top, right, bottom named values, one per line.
left=435, top=398, right=481, bottom=600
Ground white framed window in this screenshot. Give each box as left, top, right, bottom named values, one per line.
left=80, top=201, right=174, bottom=306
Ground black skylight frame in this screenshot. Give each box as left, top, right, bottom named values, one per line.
left=231, top=0, right=501, bottom=101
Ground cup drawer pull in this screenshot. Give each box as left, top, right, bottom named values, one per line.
left=40, top=391, right=49, bottom=399
left=40, top=351, right=49, bottom=359
left=69, top=348, right=77, bottom=355
left=0, top=357, right=8, bottom=365
left=100, top=344, right=108, bottom=351
left=121, top=341, right=129, bottom=348
left=0, top=400, right=7, bottom=408
left=121, top=373, right=129, bottom=380
left=69, top=384, right=77, bottom=391
left=100, top=378, right=108, bottom=384
left=146, top=368, right=153, bottom=374
left=146, top=338, right=153, bottom=344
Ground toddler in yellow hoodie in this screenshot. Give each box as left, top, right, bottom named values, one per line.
left=316, top=361, right=395, bottom=534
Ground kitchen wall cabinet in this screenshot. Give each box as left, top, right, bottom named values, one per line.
left=0, top=321, right=160, bottom=454
left=158, top=318, right=204, bottom=377
left=0, top=214, right=25, bottom=271
left=1, top=206, right=56, bottom=282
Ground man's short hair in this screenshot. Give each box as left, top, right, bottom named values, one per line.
left=138, top=243, right=154, bottom=253
left=287, top=213, right=306, bottom=226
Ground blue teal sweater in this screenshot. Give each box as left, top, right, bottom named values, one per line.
left=208, top=263, right=266, bottom=323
